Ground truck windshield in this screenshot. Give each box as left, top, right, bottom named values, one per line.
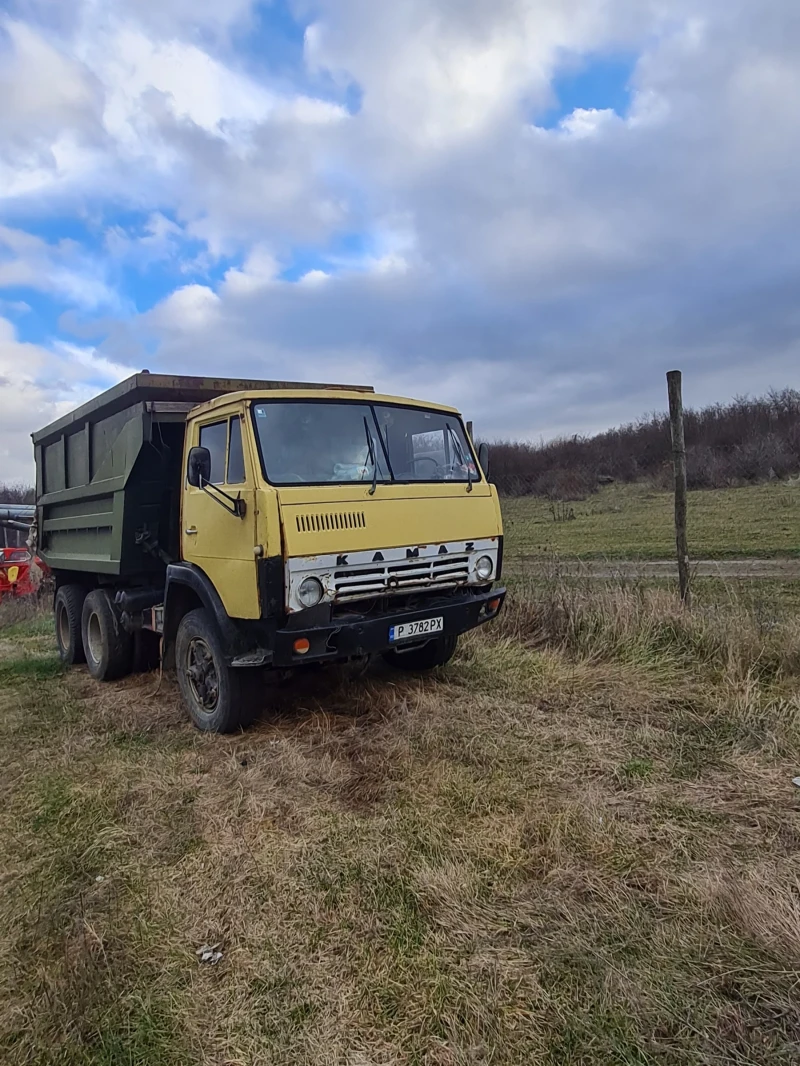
left=252, top=401, right=477, bottom=485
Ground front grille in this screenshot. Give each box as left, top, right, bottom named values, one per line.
left=333, top=555, right=470, bottom=599
left=296, top=511, right=366, bottom=533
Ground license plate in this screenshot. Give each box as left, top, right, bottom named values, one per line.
left=389, top=616, right=444, bottom=642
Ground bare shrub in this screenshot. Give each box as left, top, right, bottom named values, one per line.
left=686, top=445, right=727, bottom=489
left=730, top=434, right=795, bottom=482
left=0, top=483, right=35, bottom=504
left=487, top=387, right=800, bottom=496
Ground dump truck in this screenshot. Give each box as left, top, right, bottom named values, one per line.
left=33, top=373, right=505, bottom=732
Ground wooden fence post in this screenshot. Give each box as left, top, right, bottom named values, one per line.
left=667, top=370, right=691, bottom=606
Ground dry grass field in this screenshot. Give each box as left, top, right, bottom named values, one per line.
left=2, top=575, right=800, bottom=1065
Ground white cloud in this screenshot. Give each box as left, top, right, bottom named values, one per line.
left=104, top=211, right=183, bottom=264
left=0, top=17, right=104, bottom=197
left=51, top=338, right=136, bottom=385
left=304, top=0, right=670, bottom=167
left=117, top=0, right=255, bottom=37
left=147, top=283, right=220, bottom=331
left=298, top=269, right=330, bottom=286
left=89, top=27, right=275, bottom=142
left=1, top=4, right=350, bottom=251
left=2, top=0, right=800, bottom=453
left=0, top=225, right=117, bottom=310
left=0, top=298, right=31, bottom=314
left=221, top=246, right=280, bottom=296
left=0, top=316, right=135, bottom=483
left=0, top=19, right=98, bottom=136
left=557, top=106, right=620, bottom=137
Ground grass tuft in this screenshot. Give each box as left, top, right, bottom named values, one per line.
left=0, top=654, right=63, bottom=682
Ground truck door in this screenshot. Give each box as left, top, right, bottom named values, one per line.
left=182, top=413, right=260, bottom=619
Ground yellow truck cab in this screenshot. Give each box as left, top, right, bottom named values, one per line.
left=33, top=374, right=505, bottom=732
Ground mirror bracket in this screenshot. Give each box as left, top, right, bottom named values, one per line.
left=187, top=446, right=247, bottom=518
left=201, top=479, right=247, bottom=519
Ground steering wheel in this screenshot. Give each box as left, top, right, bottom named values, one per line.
left=398, top=455, right=441, bottom=479
left=280, top=473, right=305, bottom=483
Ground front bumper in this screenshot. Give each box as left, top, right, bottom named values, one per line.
left=285, top=538, right=502, bottom=614
left=269, top=586, right=505, bottom=667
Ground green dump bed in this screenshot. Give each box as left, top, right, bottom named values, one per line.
left=33, top=372, right=371, bottom=578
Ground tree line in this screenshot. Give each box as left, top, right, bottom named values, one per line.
left=485, top=388, right=800, bottom=498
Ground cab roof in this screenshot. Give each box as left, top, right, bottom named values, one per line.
left=192, top=388, right=460, bottom=418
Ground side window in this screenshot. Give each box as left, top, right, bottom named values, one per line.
left=227, top=417, right=246, bottom=484
left=199, top=421, right=227, bottom=485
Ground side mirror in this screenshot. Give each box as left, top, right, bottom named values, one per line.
left=478, top=442, right=490, bottom=479
left=187, top=446, right=211, bottom=487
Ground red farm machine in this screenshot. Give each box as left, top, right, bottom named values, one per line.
left=0, top=505, right=49, bottom=602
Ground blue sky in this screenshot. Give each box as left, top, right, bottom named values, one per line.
left=1, top=0, right=800, bottom=481
left=538, top=53, right=636, bottom=128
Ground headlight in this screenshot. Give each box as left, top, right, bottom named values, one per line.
left=475, top=555, right=494, bottom=581
left=298, top=576, right=324, bottom=608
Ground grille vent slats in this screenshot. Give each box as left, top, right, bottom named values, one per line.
left=296, top=511, right=366, bottom=533
left=332, top=554, right=470, bottom=600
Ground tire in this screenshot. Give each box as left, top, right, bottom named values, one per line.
left=54, top=585, right=87, bottom=665
left=382, top=634, right=458, bottom=673
left=81, top=589, right=134, bottom=681
left=175, top=608, right=258, bottom=733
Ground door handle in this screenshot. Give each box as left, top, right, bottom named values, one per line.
left=185, top=527, right=198, bottom=535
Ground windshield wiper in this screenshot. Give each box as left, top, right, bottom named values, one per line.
left=363, top=416, right=378, bottom=495
left=446, top=424, right=473, bottom=493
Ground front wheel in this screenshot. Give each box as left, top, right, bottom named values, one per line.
left=382, top=634, right=458, bottom=672
left=175, top=608, right=258, bottom=733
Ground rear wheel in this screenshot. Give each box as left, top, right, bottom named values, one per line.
left=81, top=589, right=134, bottom=681
left=54, top=585, right=87, bottom=665
left=383, top=634, right=458, bottom=672
left=176, top=608, right=258, bottom=733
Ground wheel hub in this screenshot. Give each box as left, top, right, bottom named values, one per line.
left=186, top=638, right=219, bottom=711
left=56, top=602, right=70, bottom=650
left=86, top=611, right=103, bottom=664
